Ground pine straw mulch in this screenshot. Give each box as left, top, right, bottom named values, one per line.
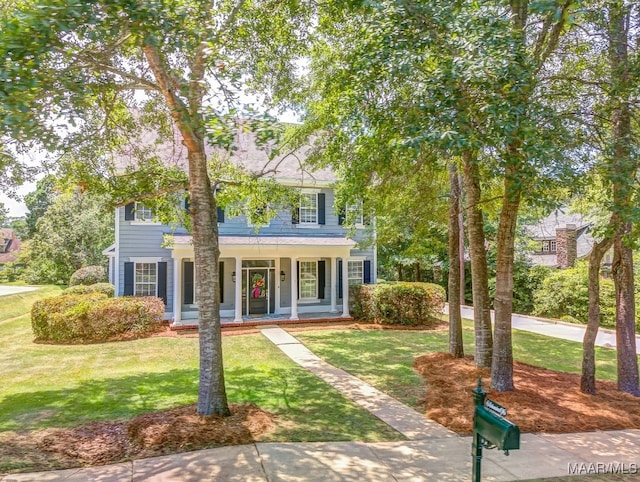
left=414, top=352, right=640, bottom=435
left=0, top=403, right=274, bottom=474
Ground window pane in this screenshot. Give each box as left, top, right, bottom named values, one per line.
left=135, top=202, right=153, bottom=221
left=299, top=261, right=317, bottom=298
left=300, top=193, right=317, bottom=224
left=135, top=263, right=157, bottom=296
left=348, top=261, right=363, bottom=286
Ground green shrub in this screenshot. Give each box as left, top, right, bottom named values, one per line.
left=352, top=282, right=446, bottom=326
left=31, top=294, right=165, bottom=343
left=32, top=293, right=109, bottom=341
left=532, top=262, right=618, bottom=329
left=68, top=265, right=107, bottom=286
left=64, top=282, right=115, bottom=297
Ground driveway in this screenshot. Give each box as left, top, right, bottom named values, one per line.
left=0, top=285, right=38, bottom=297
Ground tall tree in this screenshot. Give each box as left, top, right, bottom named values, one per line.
left=0, top=0, right=311, bottom=416
left=448, top=162, right=464, bottom=357
left=491, top=1, right=578, bottom=391
left=607, top=0, right=639, bottom=395
left=22, top=189, right=113, bottom=284
left=24, top=175, right=57, bottom=239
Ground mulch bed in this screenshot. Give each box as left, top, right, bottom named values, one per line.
left=414, top=352, right=640, bottom=435
left=0, top=403, right=274, bottom=474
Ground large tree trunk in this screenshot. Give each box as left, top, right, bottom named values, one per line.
left=491, top=169, right=520, bottom=392
left=143, top=44, right=230, bottom=416
left=189, top=150, right=231, bottom=415
left=608, top=2, right=639, bottom=396
left=448, top=162, right=464, bottom=358
left=612, top=232, right=639, bottom=395
left=458, top=173, right=466, bottom=304
left=581, top=235, right=613, bottom=394
left=463, top=150, right=493, bottom=369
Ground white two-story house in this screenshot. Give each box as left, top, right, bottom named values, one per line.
left=104, top=131, right=376, bottom=326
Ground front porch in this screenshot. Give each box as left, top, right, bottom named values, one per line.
left=170, top=311, right=354, bottom=331
left=169, top=234, right=360, bottom=325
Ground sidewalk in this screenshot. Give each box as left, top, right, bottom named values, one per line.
left=448, top=304, right=640, bottom=351
left=3, top=326, right=640, bottom=481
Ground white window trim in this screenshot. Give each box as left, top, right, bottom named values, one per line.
left=347, top=201, right=365, bottom=228
left=129, top=257, right=164, bottom=263
left=299, top=190, right=319, bottom=226
left=347, top=259, right=365, bottom=287
left=134, top=262, right=158, bottom=297
left=130, top=202, right=161, bottom=225
left=298, top=259, right=318, bottom=300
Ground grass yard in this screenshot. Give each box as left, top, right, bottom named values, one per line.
left=0, top=287, right=402, bottom=473
left=295, top=321, right=622, bottom=410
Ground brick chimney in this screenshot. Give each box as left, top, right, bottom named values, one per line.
left=556, top=224, right=577, bottom=268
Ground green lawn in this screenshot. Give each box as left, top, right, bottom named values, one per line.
left=296, top=321, right=622, bottom=409
left=0, top=287, right=402, bottom=445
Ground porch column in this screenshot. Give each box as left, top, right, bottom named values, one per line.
left=234, top=256, right=243, bottom=322
left=290, top=256, right=298, bottom=320
left=275, top=257, right=281, bottom=314
left=342, top=255, right=350, bottom=317
left=173, top=256, right=182, bottom=324
left=330, top=257, right=337, bottom=313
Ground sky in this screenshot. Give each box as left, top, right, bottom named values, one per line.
left=1, top=109, right=301, bottom=218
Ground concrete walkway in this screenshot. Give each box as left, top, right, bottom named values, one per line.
left=454, top=304, right=640, bottom=352
left=0, top=285, right=37, bottom=297
left=4, top=324, right=640, bottom=481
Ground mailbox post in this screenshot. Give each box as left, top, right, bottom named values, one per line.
left=471, top=378, right=520, bottom=482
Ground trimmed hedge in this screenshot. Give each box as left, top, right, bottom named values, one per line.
left=351, top=282, right=446, bottom=326
left=64, top=282, right=115, bottom=297
left=69, top=265, right=107, bottom=286
left=32, top=294, right=165, bottom=343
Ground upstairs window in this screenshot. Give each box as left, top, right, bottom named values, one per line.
left=299, top=193, right=318, bottom=224
left=134, top=202, right=153, bottom=222
left=347, top=201, right=364, bottom=226
left=541, top=240, right=556, bottom=253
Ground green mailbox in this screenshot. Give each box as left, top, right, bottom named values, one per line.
left=474, top=405, right=520, bottom=452
left=471, top=378, right=520, bottom=482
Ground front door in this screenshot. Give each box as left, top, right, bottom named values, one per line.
left=248, top=269, right=269, bottom=315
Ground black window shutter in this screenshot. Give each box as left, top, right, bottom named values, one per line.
left=318, top=193, right=326, bottom=225
left=338, top=207, right=346, bottom=225
left=364, top=260, right=372, bottom=284
left=124, top=262, right=134, bottom=295
left=318, top=260, right=326, bottom=299
left=338, top=260, right=343, bottom=299
left=297, top=261, right=300, bottom=299
left=183, top=261, right=194, bottom=305
left=124, top=203, right=135, bottom=221
left=219, top=261, right=224, bottom=303
left=217, top=206, right=225, bottom=223
left=292, top=207, right=299, bottom=224
left=184, top=196, right=190, bottom=213
left=157, top=262, right=168, bottom=305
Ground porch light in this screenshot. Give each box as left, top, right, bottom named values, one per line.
left=280, top=270, right=286, bottom=282
left=232, top=271, right=236, bottom=283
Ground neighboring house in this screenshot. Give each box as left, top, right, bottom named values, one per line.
left=524, top=209, right=612, bottom=269
left=105, top=131, right=375, bottom=325
left=0, top=228, right=22, bottom=266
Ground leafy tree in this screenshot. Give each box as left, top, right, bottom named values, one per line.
left=0, top=0, right=312, bottom=415
left=21, top=190, right=113, bottom=285
left=24, top=175, right=57, bottom=239
left=0, top=202, right=7, bottom=226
